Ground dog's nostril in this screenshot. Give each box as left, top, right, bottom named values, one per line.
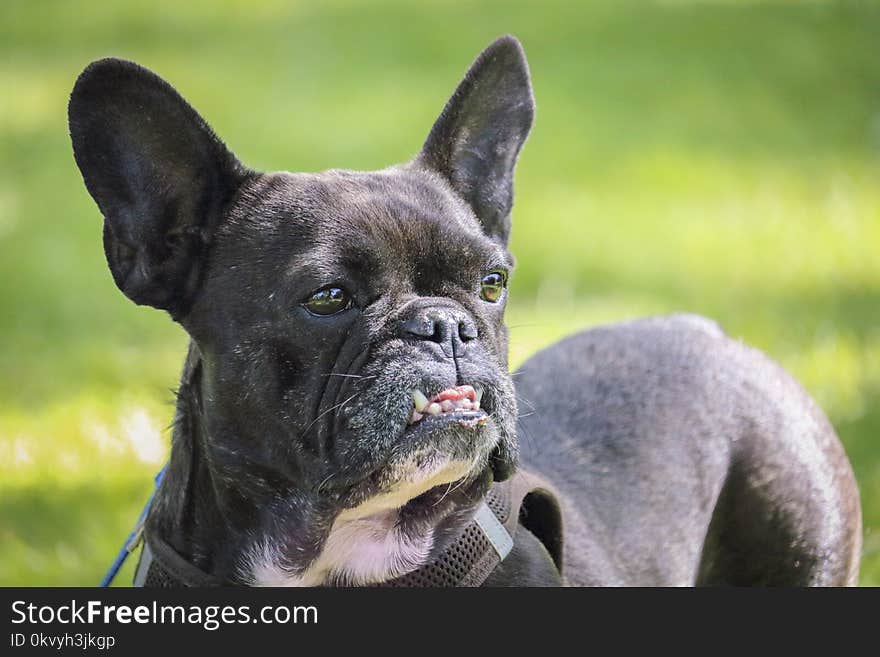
left=458, top=320, right=477, bottom=341
left=401, top=308, right=478, bottom=349
left=402, top=317, right=440, bottom=341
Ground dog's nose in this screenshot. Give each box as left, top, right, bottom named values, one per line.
left=401, top=306, right=478, bottom=357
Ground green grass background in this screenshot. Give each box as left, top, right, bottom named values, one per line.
left=1, top=0, right=878, bottom=585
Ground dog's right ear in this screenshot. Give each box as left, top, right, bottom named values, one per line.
left=68, top=58, right=249, bottom=318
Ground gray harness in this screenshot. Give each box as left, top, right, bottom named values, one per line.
left=133, top=471, right=562, bottom=587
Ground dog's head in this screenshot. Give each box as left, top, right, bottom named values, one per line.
left=69, top=36, right=534, bottom=582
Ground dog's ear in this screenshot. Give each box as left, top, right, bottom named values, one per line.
left=418, top=35, right=534, bottom=245
left=68, top=58, right=248, bottom=318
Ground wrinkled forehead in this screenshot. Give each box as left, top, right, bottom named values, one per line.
left=220, top=168, right=510, bottom=282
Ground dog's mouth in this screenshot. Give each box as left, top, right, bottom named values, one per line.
left=407, top=385, right=489, bottom=429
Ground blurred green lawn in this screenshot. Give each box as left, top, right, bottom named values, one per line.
left=1, top=0, right=878, bottom=585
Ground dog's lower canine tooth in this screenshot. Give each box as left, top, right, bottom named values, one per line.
left=412, top=389, right=429, bottom=412
left=474, top=388, right=483, bottom=409
left=410, top=409, right=423, bottom=424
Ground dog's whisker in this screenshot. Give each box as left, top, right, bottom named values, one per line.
left=505, top=323, right=548, bottom=330
left=322, top=373, right=377, bottom=380
left=301, top=392, right=361, bottom=437
left=433, top=476, right=470, bottom=507
left=432, top=481, right=457, bottom=507
left=316, top=473, right=335, bottom=493
left=518, top=423, right=537, bottom=453
left=515, top=393, right=537, bottom=412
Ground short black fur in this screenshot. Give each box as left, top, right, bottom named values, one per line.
left=68, top=36, right=861, bottom=587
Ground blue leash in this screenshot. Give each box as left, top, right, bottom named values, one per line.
left=99, top=466, right=166, bottom=587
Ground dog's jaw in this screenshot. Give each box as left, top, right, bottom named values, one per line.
left=241, top=455, right=478, bottom=586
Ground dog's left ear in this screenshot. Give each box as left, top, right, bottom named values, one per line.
left=418, top=35, right=535, bottom=245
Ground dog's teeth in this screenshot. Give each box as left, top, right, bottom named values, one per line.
left=411, top=388, right=482, bottom=419
left=457, top=385, right=476, bottom=402
left=412, top=389, right=429, bottom=412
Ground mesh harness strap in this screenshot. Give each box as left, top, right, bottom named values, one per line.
left=379, top=477, right=514, bottom=587
left=134, top=470, right=561, bottom=587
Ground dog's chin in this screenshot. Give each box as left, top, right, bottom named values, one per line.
left=336, top=452, right=480, bottom=524
left=339, top=417, right=500, bottom=520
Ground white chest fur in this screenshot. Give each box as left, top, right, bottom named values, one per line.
left=242, top=456, right=477, bottom=586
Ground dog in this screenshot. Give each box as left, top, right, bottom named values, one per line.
left=68, top=36, right=861, bottom=586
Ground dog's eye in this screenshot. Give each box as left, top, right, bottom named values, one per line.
left=480, top=270, right=507, bottom=303
left=302, top=286, right=351, bottom=316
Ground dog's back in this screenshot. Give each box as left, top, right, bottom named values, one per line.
left=515, top=313, right=862, bottom=585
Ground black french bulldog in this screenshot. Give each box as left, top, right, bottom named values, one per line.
left=69, top=36, right=862, bottom=586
